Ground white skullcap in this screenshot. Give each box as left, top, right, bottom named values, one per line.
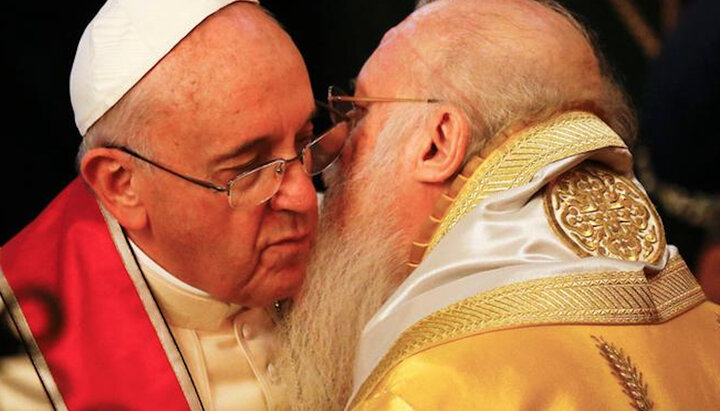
left=70, top=0, right=260, bottom=136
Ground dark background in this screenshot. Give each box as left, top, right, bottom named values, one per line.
left=1, top=0, right=715, bottom=268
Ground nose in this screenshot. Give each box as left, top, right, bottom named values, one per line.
left=269, top=159, right=317, bottom=213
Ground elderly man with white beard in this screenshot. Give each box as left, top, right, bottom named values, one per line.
left=275, top=0, right=720, bottom=410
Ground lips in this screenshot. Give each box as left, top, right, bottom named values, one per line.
left=267, top=232, right=310, bottom=247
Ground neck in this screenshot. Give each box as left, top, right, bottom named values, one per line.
left=127, top=238, right=212, bottom=298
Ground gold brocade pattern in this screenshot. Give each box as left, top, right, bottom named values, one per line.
left=544, top=164, right=666, bottom=264
left=350, top=257, right=705, bottom=408
left=425, top=112, right=626, bottom=254
left=592, top=336, right=653, bottom=410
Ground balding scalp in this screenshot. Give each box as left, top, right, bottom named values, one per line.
left=404, top=0, right=635, bottom=163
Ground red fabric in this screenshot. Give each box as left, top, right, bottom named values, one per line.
left=1, top=178, right=191, bottom=410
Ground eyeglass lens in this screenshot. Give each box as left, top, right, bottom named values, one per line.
left=228, top=101, right=354, bottom=207
left=229, top=160, right=285, bottom=207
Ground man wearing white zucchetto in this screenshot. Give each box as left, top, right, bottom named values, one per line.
left=0, top=0, right=350, bottom=409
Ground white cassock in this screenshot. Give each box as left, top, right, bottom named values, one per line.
left=130, top=242, right=278, bottom=411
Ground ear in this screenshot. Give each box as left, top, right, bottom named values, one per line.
left=412, top=104, right=470, bottom=183
left=80, top=148, right=148, bottom=230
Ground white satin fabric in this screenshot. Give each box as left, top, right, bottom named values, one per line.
left=350, top=146, right=674, bottom=401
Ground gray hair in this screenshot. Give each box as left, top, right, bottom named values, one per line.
left=76, top=78, right=155, bottom=168
left=413, top=0, right=636, bottom=166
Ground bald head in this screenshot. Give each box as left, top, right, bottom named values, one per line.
left=359, top=0, right=634, bottom=160
left=408, top=0, right=601, bottom=88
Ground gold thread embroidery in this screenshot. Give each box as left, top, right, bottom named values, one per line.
left=544, top=163, right=666, bottom=264
left=648, top=258, right=703, bottom=318
left=592, top=336, right=654, bottom=410
left=426, top=112, right=626, bottom=255
left=350, top=256, right=704, bottom=408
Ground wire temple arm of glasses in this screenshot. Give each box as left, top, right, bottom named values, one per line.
left=104, top=145, right=229, bottom=193
left=329, top=95, right=441, bottom=104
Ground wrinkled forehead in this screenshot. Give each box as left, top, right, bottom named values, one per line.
left=146, top=5, right=307, bottom=108
left=168, top=6, right=297, bottom=74
left=137, top=5, right=313, bottom=155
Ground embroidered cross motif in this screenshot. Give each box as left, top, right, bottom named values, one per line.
left=545, top=164, right=666, bottom=264
left=592, top=336, right=653, bottom=410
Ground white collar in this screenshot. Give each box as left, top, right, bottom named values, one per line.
left=128, top=239, right=212, bottom=298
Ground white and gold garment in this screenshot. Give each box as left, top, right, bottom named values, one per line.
left=349, top=112, right=720, bottom=410
left=130, top=242, right=278, bottom=411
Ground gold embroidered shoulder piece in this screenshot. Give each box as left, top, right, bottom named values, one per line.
left=350, top=257, right=704, bottom=408
left=418, top=111, right=626, bottom=261
left=544, top=163, right=666, bottom=264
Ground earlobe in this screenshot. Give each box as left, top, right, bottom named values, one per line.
left=413, top=106, right=470, bottom=184
left=80, top=148, right=148, bottom=230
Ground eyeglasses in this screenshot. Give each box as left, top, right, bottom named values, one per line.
left=327, top=85, right=440, bottom=125
left=105, top=103, right=353, bottom=209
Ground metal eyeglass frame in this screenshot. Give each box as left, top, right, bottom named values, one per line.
left=103, top=102, right=351, bottom=208
left=327, top=85, right=441, bottom=122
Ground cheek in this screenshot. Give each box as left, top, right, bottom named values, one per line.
left=341, top=122, right=375, bottom=169
left=337, top=139, right=368, bottom=180
left=221, top=209, right=266, bottom=254
left=150, top=186, right=265, bottom=257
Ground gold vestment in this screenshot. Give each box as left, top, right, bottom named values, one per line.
left=350, top=112, right=720, bottom=410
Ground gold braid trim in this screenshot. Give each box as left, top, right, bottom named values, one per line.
left=592, top=336, right=654, bottom=410
left=350, top=256, right=705, bottom=409
left=649, top=257, right=706, bottom=319
left=414, top=112, right=626, bottom=264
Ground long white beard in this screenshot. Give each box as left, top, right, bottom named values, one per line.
left=273, top=143, right=408, bottom=410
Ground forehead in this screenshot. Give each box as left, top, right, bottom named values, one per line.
left=143, top=5, right=314, bottom=157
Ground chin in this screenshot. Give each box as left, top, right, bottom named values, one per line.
left=254, top=244, right=309, bottom=301
left=239, top=264, right=306, bottom=308
left=270, top=264, right=306, bottom=302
